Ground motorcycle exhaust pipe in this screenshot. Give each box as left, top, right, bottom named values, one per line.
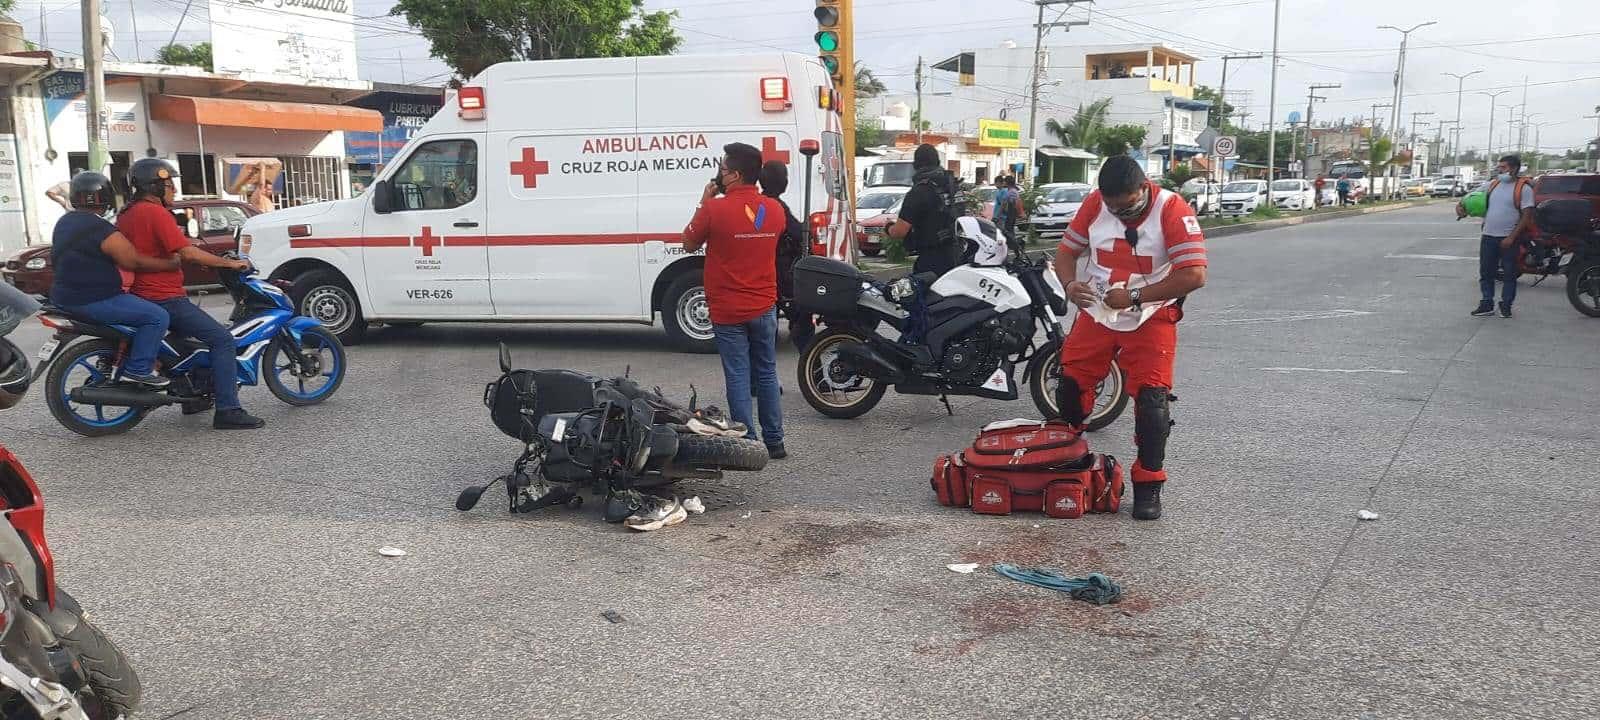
left=835, top=341, right=906, bottom=383
left=68, top=386, right=178, bottom=408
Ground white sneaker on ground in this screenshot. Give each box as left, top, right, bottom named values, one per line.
left=624, top=496, right=688, bottom=532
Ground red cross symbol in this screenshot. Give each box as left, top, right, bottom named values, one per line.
left=413, top=225, right=440, bottom=257
left=1097, top=238, right=1154, bottom=286
left=510, top=147, right=550, bottom=189
left=761, top=136, right=790, bottom=165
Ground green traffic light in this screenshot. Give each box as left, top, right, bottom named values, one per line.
left=815, top=31, right=839, bottom=52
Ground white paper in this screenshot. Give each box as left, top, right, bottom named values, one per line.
left=946, top=563, right=979, bottom=574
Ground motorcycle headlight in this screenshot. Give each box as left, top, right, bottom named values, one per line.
left=23, top=257, right=46, bottom=270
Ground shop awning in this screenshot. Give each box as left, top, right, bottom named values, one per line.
left=149, top=95, right=383, bottom=133
left=1037, top=146, right=1099, bottom=160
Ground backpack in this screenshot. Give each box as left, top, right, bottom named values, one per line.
left=1485, top=177, right=1532, bottom=215
left=904, top=170, right=963, bottom=256
left=773, top=198, right=807, bottom=299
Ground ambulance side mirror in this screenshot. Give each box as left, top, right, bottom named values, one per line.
left=372, top=180, right=393, bottom=214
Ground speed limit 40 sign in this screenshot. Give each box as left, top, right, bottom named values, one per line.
left=1213, top=135, right=1237, bottom=157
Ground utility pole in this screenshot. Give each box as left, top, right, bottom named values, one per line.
left=914, top=55, right=924, bottom=144
left=1588, top=107, right=1600, bottom=172
left=1518, top=75, right=1528, bottom=158
left=1266, top=0, right=1282, bottom=182
left=128, top=0, right=143, bottom=62
left=1504, top=105, right=1519, bottom=156
left=1409, top=112, right=1433, bottom=175
left=82, top=0, right=110, bottom=173
left=1479, top=90, right=1509, bottom=169
left=1026, top=0, right=1091, bottom=184
left=1379, top=22, right=1434, bottom=191
left=1216, top=53, right=1262, bottom=130
left=1370, top=102, right=1392, bottom=137
left=1300, top=83, right=1340, bottom=177
left=1443, top=70, right=1482, bottom=165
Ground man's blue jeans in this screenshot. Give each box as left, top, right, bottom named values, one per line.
left=60, top=294, right=168, bottom=376
left=713, top=307, right=783, bottom=448
left=1479, top=234, right=1518, bottom=307
left=155, top=298, right=241, bottom=411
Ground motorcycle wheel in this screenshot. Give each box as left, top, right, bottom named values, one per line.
left=263, top=327, right=347, bottom=406
left=1567, top=262, right=1600, bottom=318
left=1024, top=344, right=1129, bottom=432
left=54, top=590, right=141, bottom=719
left=797, top=329, right=887, bottom=419
left=44, top=339, right=148, bottom=437
left=674, top=434, right=769, bottom=471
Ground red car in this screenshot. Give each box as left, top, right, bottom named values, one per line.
left=3, top=199, right=258, bottom=295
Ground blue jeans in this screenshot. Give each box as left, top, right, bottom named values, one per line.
left=713, top=307, right=783, bottom=447
left=61, top=294, right=168, bottom=375
left=1479, top=235, right=1518, bottom=306
left=156, top=298, right=241, bottom=411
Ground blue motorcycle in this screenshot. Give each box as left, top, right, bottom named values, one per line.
left=35, top=264, right=346, bottom=436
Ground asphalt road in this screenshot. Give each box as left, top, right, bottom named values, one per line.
left=2, top=203, right=1595, bottom=719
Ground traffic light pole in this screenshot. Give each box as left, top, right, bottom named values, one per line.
left=837, top=0, right=856, bottom=196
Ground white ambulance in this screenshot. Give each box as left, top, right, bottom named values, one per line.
left=240, top=53, right=853, bottom=351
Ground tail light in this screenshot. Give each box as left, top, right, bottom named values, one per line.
left=37, top=315, right=66, bottom=331
left=809, top=212, right=829, bottom=255
left=759, top=77, right=791, bottom=112
left=458, top=86, right=486, bottom=120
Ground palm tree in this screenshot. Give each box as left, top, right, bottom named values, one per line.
left=854, top=63, right=887, bottom=98
left=1044, top=98, right=1113, bottom=150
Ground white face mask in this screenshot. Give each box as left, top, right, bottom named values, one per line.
left=1498, top=172, right=1513, bottom=183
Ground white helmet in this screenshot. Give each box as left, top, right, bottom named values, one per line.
left=956, top=216, right=1008, bottom=266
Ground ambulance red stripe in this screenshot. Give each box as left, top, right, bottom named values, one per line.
left=289, top=233, right=685, bottom=249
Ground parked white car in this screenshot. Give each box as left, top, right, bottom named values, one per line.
left=1024, top=182, right=1091, bottom=238
left=855, top=186, right=910, bottom=222
left=1218, top=180, right=1270, bottom=216
left=1181, top=178, right=1222, bottom=214
left=1270, top=179, right=1315, bottom=211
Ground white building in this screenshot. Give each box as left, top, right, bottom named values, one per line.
left=878, top=43, right=1210, bottom=182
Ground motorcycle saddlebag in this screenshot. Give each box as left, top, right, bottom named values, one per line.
left=931, top=453, right=970, bottom=507
left=1535, top=198, right=1595, bottom=235
left=963, top=419, right=1089, bottom=472
left=792, top=256, right=866, bottom=316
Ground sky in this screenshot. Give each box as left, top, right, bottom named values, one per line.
left=15, top=0, right=1600, bottom=157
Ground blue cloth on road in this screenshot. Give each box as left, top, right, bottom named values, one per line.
left=59, top=294, right=169, bottom=376
left=992, top=564, right=1123, bottom=605
left=157, top=298, right=241, bottom=411
left=713, top=306, right=783, bottom=448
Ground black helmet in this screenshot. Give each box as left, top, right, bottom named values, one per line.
left=0, top=339, right=29, bottom=410
left=69, top=171, right=115, bottom=212
left=129, top=157, right=178, bottom=199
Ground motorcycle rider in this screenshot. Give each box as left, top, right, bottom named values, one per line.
left=1055, top=155, right=1207, bottom=521
left=118, top=158, right=265, bottom=430
left=889, top=143, right=962, bottom=277
left=759, top=160, right=815, bottom=351
left=48, top=171, right=182, bottom=388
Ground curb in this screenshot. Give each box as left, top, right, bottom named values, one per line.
left=1202, top=199, right=1438, bottom=238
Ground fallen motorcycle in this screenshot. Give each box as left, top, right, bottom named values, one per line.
left=0, top=289, right=140, bottom=720
left=1537, top=199, right=1600, bottom=317
left=456, top=344, right=768, bottom=522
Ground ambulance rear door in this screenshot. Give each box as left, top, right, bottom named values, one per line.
left=486, top=60, right=643, bottom=319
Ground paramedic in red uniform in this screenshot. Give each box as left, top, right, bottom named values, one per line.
left=683, top=142, right=786, bottom=460
left=1054, top=156, right=1207, bottom=520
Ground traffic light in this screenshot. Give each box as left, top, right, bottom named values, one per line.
left=814, top=1, right=843, bottom=83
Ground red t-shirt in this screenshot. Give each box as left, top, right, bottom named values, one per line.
left=683, top=185, right=781, bottom=325
left=117, top=199, right=191, bottom=301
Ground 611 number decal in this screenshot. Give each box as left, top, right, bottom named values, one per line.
left=976, top=277, right=1010, bottom=301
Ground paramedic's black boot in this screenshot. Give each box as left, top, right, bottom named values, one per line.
left=1131, top=483, right=1163, bottom=521
left=604, top=489, right=644, bottom=524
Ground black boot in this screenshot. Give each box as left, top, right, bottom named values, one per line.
left=1131, top=483, right=1163, bottom=521
left=604, top=489, right=643, bottom=524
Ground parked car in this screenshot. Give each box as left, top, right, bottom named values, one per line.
left=1401, top=178, right=1431, bottom=198
left=1219, top=180, right=1270, bottom=216
left=1270, top=179, right=1315, bottom=211
left=1430, top=177, right=1464, bottom=197
left=1024, top=183, right=1091, bottom=238
left=3, top=199, right=258, bottom=295
left=857, top=194, right=904, bottom=257
left=1181, top=177, right=1222, bottom=214
left=855, top=187, right=910, bottom=222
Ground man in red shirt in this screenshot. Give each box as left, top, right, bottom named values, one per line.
left=683, top=142, right=785, bottom=461
left=1054, top=156, right=1207, bottom=520
left=119, top=158, right=264, bottom=430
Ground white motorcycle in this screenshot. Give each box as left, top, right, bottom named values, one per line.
left=792, top=216, right=1129, bottom=429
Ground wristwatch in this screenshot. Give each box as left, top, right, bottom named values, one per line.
left=1129, top=287, right=1143, bottom=310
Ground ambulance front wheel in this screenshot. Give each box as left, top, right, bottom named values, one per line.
left=292, top=269, right=369, bottom=346
left=661, top=272, right=717, bottom=354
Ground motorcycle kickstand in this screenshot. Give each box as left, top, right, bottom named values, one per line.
left=940, top=394, right=954, bottom=416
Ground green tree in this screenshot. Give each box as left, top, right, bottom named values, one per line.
left=1165, top=161, right=1196, bottom=188
left=1236, top=128, right=1293, bottom=167
left=1365, top=136, right=1393, bottom=199
left=1044, top=98, right=1111, bottom=149
left=0, top=1, right=15, bottom=12
left=854, top=63, right=887, bottom=98
left=1193, top=85, right=1234, bottom=128
left=1095, top=124, right=1148, bottom=157
left=391, top=0, right=682, bottom=80
left=909, top=109, right=932, bottom=132
left=156, top=42, right=213, bottom=71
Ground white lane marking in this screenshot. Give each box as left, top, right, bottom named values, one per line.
left=1192, top=309, right=1374, bottom=326
left=1385, top=253, right=1476, bottom=261
left=1423, top=237, right=1479, bottom=240
left=1258, top=367, right=1409, bottom=375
